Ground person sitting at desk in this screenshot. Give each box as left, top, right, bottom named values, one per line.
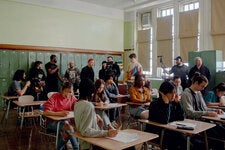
left=104, top=74, right=120, bottom=123
left=43, top=82, right=78, bottom=150
left=129, top=74, right=151, bottom=119
left=181, top=73, right=225, bottom=149
left=8, top=69, right=31, bottom=96
left=74, top=78, right=118, bottom=150
left=93, top=79, right=117, bottom=129
left=204, top=82, right=225, bottom=107
left=146, top=81, right=185, bottom=149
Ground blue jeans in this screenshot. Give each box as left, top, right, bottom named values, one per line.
left=47, top=121, right=79, bottom=150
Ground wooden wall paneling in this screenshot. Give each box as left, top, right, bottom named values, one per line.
left=19, top=51, right=29, bottom=74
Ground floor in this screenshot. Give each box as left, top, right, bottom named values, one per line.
left=0, top=107, right=146, bottom=150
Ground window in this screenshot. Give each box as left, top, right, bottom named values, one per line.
left=180, top=1, right=199, bottom=12
left=141, top=12, right=151, bottom=29
left=157, top=7, right=174, bottom=78
left=138, top=12, right=152, bottom=76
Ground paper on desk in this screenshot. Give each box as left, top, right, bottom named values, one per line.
left=218, top=112, right=225, bottom=118
left=67, top=111, right=74, bottom=118
left=107, top=131, right=139, bottom=143
left=170, top=121, right=196, bottom=128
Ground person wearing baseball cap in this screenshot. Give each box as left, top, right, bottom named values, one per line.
left=164, top=56, right=189, bottom=90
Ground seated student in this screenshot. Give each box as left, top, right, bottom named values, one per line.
left=129, top=74, right=151, bottom=119
left=204, top=82, right=225, bottom=107
left=74, top=78, right=118, bottom=150
left=104, top=74, right=120, bottom=122
left=93, top=79, right=117, bottom=129
left=181, top=73, right=225, bottom=149
left=172, top=76, right=183, bottom=96
left=43, top=82, right=78, bottom=150
left=8, top=69, right=31, bottom=96
left=181, top=73, right=223, bottom=119
left=146, top=81, right=185, bottom=149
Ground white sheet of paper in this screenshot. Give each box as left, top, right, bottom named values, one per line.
left=170, top=121, right=196, bottom=128
left=107, top=131, right=139, bottom=143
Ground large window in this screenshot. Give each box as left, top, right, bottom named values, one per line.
left=138, top=12, right=152, bottom=76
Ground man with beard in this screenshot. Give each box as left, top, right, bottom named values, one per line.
left=45, top=54, right=63, bottom=92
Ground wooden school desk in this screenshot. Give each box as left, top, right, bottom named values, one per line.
left=139, top=119, right=216, bottom=150
left=1, top=95, right=19, bottom=124
left=71, top=129, right=158, bottom=150
left=13, top=100, right=45, bottom=129
left=44, top=111, right=74, bottom=148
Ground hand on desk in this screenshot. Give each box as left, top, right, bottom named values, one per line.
left=108, top=129, right=118, bottom=137
left=58, top=110, right=70, bottom=117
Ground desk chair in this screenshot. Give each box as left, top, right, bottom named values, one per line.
left=39, top=114, right=57, bottom=142
left=125, top=102, right=142, bottom=129
left=17, top=95, right=40, bottom=129
left=47, top=92, right=58, bottom=99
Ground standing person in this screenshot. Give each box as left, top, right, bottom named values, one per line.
left=80, top=58, right=95, bottom=96
left=204, top=82, right=225, bottom=107
left=74, top=78, right=118, bottom=150
left=106, top=56, right=121, bottom=86
left=146, top=81, right=185, bottom=149
left=98, top=61, right=107, bottom=80
left=127, top=53, right=143, bottom=80
left=188, top=57, right=211, bottom=95
left=129, top=74, right=151, bottom=119
left=45, top=54, right=63, bottom=92
left=164, top=56, right=189, bottom=90
left=8, top=69, right=31, bottom=96
left=64, top=61, right=80, bottom=93
left=43, top=82, right=78, bottom=150
left=29, top=61, right=47, bottom=100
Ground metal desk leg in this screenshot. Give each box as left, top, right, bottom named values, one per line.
left=187, top=136, right=190, bottom=150
left=204, top=131, right=209, bottom=150
left=56, top=121, right=60, bottom=148
left=160, top=129, right=165, bottom=149
left=20, top=107, right=25, bottom=129
left=2, top=100, right=11, bottom=124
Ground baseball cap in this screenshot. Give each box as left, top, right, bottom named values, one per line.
left=88, top=58, right=94, bottom=63
left=174, top=56, right=182, bottom=61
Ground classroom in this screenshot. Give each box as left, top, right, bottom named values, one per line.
left=1, top=0, right=225, bottom=150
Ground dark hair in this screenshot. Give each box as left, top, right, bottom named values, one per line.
left=213, top=82, right=225, bottom=92
left=13, top=69, right=25, bottom=81
left=93, top=79, right=106, bottom=102
left=102, top=61, right=107, bottom=64
left=107, top=56, right=113, bottom=60
left=104, top=74, right=113, bottom=82
left=79, top=79, right=94, bottom=100
left=134, top=73, right=145, bottom=87
left=62, top=82, right=72, bottom=91
left=95, top=79, right=105, bottom=89
left=129, top=53, right=136, bottom=59
left=173, top=75, right=181, bottom=81
left=34, top=61, right=42, bottom=68
left=159, top=81, right=176, bottom=97
left=50, top=54, right=56, bottom=60
left=191, top=72, right=208, bottom=85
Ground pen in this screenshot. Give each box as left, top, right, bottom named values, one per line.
left=176, top=123, right=186, bottom=126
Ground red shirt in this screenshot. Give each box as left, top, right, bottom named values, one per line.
left=44, top=93, right=77, bottom=112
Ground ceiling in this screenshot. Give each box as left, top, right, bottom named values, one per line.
left=77, top=0, right=159, bottom=10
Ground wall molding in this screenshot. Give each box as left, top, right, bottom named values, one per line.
left=0, top=44, right=123, bottom=55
